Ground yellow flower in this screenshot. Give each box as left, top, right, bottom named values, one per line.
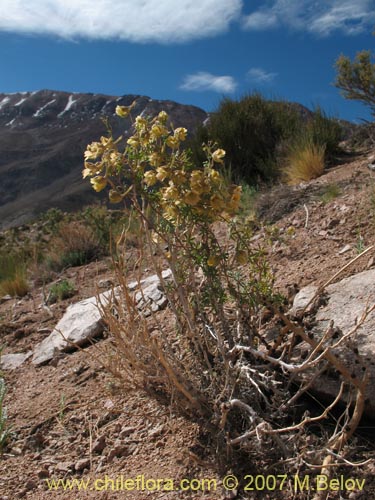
left=162, top=186, right=179, bottom=201
left=135, top=116, right=147, bottom=129
left=82, top=164, right=98, bottom=178
left=212, top=148, right=226, bottom=163
left=174, top=127, right=187, bottom=141
left=151, top=124, right=168, bottom=138
left=109, top=190, right=123, bottom=203
left=144, top=171, right=157, bottom=186
left=149, top=152, right=161, bottom=167
left=184, top=191, right=200, bottom=206
left=90, top=176, right=107, bottom=192
left=228, top=185, right=242, bottom=211
left=210, top=194, right=224, bottom=210
left=210, top=169, right=221, bottom=183
left=115, top=101, right=136, bottom=118
left=156, top=166, right=169, bottom=182
left=166, top=136, right=180, bottom=149
left=100, top=136, right=113, bottom=147
left=158, top=111, right=168, bottom=122
left=127, top=137, right=139, bottom=147
left=109, top=152, right=122, bottom=163
left=207, top=255, right=220, bottom=267
left=170, top=169, right=186, bottom=186
left=84, top=142, right=102, bottom=160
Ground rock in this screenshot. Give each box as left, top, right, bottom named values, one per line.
left=107, top=442, right=128, bottom=462
left=37, top=468, right=50, bottom=479
left=338, top=244, right=351, bottom=255
left=75, top=458, right=91, bottom=472
left=32, top=270, right=172, bottom=365
left=298, top=269, right=375, bottom=416
left=326, top=218, right=339, bottom=229
left=127, top=269, right=172, bottom=291
left=92, top=436, right=106, bottom=454
left=32, top=295, right=106, bottom=365
left=98, top=278, right=113, bottom=288
left=0, top=295, right=12, bottom=304
left=119, top=426, right=137, bottom=438
left=289, top=285, right=319, bottom=318
left=0, top=351, right=33, bottom=370
left=130, top=269, right=171, bottom=314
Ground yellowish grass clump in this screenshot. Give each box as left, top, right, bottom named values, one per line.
left=285, top=141, right=326, bottom=185
left=0, top=273, right=28, bottom=297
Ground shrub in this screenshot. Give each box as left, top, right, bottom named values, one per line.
left=335, top=48, right=375, bottom=117
left=319, top=183, right=341, bottom=204
left=0, top=252, right=29, bottom=297
left=84, top=104, right=368, bottom=475
left=306, top=106, right=342, bottom=161
left=188, top=94, right=341, bottom=187
left=196, top=93, right=301, bottom=185
left=47, top=280, right=75, bottom=304
left=284, top=139, right=326, bottom=184
left=47, top=221, right=101, bottom=270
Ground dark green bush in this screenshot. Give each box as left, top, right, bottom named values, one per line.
left=188, top=94, right=343, bottom=186
left=303, top=106, right=342, bottom=161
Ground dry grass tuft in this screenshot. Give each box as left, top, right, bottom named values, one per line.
left=47, top=221, right=101, bottom=270
left=285, top=141, right=326, bottom=184
left=0, top=273, right=29, bottom=297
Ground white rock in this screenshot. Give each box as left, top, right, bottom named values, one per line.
left=0, top=351, right=33, bottom=370
left=289, top=285, right=319, bottom=318
left=301, top=269, right=375, bottom=416
left=31, top=270, right=172, bottom=365
left=338, top=244, right=351, bottom=255
left=32, top=295, right=105, bottom=366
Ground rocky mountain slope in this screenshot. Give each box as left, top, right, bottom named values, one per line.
left=0, top=90, right=207, bottom=229
left=1, top=150, right=375, bottom=499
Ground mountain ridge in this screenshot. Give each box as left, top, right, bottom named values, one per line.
left=0, top=89, right=208, bottom=229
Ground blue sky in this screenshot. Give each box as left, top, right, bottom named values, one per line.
left=0, top=0, right=374, bottom=122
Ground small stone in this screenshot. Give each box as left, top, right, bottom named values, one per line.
left=37, top=468, right=50, bottom=479
left=107, top=444, right=128, bottom=462
left=119, top=426, right=136, bottom=438
left=0, top=295, right=12, bottom=304
left=92, top=436, right=106, bottom=454
left=55, top=462, right=72, bottom=473
left=338, top=244, right=351, bottom=255
left=24, top=480, right=37, bottom=492
left=289, top=285, right=319, bottom=318
left=75, top=458, right=90, bottom=472
left=148, top=423, right=165, bottom=438
left=98, top=278, right=113, bottom=288
left=326, top=218, right=339, bottom=229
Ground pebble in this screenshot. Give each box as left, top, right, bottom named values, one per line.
left=92, top=435, right=106, bottom=454
left=75, top=458, right=91, bottom=472
left=338, top=244, right=352, bottom=254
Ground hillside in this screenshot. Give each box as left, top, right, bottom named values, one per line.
left=1, top=147, right=375, bottom=499
left=0, top=90, right=207, bottom=229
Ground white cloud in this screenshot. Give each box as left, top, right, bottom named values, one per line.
left=243, top=0, right=375, bottom=36
left=180, top=72, right=237, bottom=93
left=247, top=67, right=277, bottom=84
left=0, top=0, right=243, bottom=43
left=243, top=11, right=278, bottom=31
